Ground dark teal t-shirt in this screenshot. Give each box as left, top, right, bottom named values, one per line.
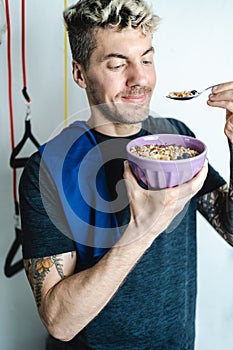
left=19, top=116, right=226, bottom=349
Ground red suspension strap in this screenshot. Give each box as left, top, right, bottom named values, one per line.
left=5, top=0, right=18, bottom=212
left=5, top=0, right=40, bottom=277
left=4, top=0, right=23, bottom=278
left=9, top=0, right=40, bottom=171
left=21, top=0, right=30, bottom=103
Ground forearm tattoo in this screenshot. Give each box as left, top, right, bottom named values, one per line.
left=197, top=142, right=233, bottom=246
left=226, top=141, right=233, bottom=230
left=24, top=255, right=65, bottom=307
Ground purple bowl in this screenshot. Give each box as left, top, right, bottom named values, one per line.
left=126, top=134, right=207, bottom=189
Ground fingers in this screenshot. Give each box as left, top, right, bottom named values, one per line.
left=207, top=81, right=233, bottom=142
left=211, top=81, right=233, bottom=93
left=207, top=81, right=233, bottom=111
left=224, top=115, right=233, bottom=142
left=123, top=161, right=141, bottom=196
left=123, top=160, right=136, bottom=182
left=122, top=159, right=208, bottom=242
left=165, top=159, right=208, bottom=202
left=124, top=158, right=208, bottom=197
left=123, top=158, right=208, bottom=213
left=208, top=98, right=233, bottom=111
left=123, top=161, right=148, bottom=219
left=188, top=159, right=208, bottom=194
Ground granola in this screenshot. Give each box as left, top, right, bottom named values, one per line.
left=130, top=144, right=199, bottom=161
left=167, top=90, right=198, bottom=98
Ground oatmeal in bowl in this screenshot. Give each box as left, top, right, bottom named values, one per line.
left=130, top=144, right=199, bottom=161
left=126, top=134, right=207, bottom=189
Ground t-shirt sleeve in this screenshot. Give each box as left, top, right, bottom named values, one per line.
left=197, top=163, right=226, bottom=196
left=19, top=152, right=76, bottom=259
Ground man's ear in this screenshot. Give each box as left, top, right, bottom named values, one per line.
left=72, top=60, right=87, bottom=89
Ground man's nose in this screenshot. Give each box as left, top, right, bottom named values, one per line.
left=126, top=63, right=148, bottom=87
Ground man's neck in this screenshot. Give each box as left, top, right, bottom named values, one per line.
left=87, top=116, right=142, bottom=137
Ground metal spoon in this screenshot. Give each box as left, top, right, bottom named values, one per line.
left=166, top=84, right=218, bottom=101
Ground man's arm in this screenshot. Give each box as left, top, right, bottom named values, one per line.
left=202, top=82, right=233, bottom=244
left=23, top=161, right=208, bottom=342
left=23, top=252, right=76, bottom=308
left=197, top=183, right=233, bottom=245
left=197, top=142, right=233, bottom=245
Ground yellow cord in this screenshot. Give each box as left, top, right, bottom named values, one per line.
left=64, top=0, right=68, bottom=126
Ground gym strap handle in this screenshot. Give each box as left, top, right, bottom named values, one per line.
left=10, top=117, right=40, bottom=169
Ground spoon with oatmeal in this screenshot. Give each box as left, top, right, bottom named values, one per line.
left=166, top=84, right=218, bottom=100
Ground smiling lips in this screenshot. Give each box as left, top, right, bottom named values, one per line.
left=121, top=95, right=147, bottom=103
left=120, top=86, right=152, bottom=103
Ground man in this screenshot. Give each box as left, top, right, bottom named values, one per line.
left=19, top=0, right=233, bottom=349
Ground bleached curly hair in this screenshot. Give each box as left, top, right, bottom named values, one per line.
left=63, top=0, right=160, bottom=69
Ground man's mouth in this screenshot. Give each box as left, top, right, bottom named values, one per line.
left=120, top=87, right=151, bottom=103
left=121, top=95, right=148, bottom=103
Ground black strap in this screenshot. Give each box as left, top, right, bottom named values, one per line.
left=4, top=226, right=24, bottom=278
left=4, top=200, right=24, bottom=277
left=10, top=119, right=40, bottom=168
left=5, top=120, right=40, bottom=277
left=22, top=87, right=30, bottom=103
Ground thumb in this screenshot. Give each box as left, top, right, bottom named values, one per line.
left=123, top=160, right=141, bottom=202
left=123, top=160, right=139, bottom=187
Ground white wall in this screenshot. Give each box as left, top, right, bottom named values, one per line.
left=0, top=1, right=232, bottom=349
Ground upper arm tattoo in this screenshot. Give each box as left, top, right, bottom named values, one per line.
left=197, top=183, right=233, bottom=246
left=24, top=254, right=70, bottom=307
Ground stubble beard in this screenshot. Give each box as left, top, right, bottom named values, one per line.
left=88, top=86, right=152, bottom=125
left=97, top=102, right=150, bottom=125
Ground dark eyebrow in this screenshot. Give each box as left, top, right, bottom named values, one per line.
left=142, top=47, right=154, bottom=56
left=102, top=46, right=154, bottom=61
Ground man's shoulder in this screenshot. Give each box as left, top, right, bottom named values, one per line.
left=39, top=120, right=90, bottom=153
left=37, top=121, right=96, bottom=175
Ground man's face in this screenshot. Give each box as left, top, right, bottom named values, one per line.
left=79, top=27, right=156, bottom=125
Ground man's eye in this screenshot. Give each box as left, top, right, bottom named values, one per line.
left=143, top=60, right=152, bottom=65
left=109, top=64, right=124, bottom=71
